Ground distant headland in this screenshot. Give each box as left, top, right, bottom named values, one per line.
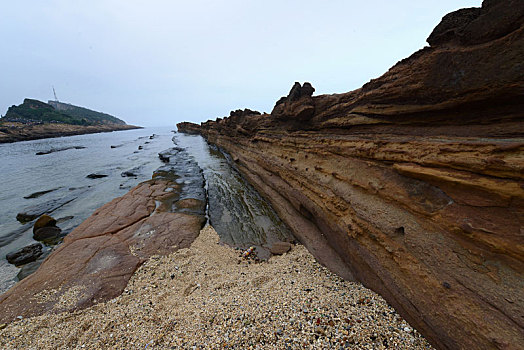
left=0, top=98, right=141, bottom=143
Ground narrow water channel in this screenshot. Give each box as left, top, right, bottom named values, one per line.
left=173, top=133, right=294, bottom=259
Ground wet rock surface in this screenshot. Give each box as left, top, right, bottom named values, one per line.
left=32, top=215, right=56, bottom=233
left=120, top=166, right=142, bottom=177
left=5, top=244, right=42, bottom=266
left=158, top=147, right=183, bottom=163
left=33, top=227, right=62, bottom=242
left=174, top=134, right=295, bottom=260
left=177, top=1, right=524, bottom=348
left=86, top=173, right=108, bottom=179
left=23, top=188, right=60, bottom=199
left=35, top=146, right=86, bottom=155
left=0, top=150, right=207, bottom=323
left=153, top=146, right=206, bottom=215
left=16, top=196, right=77, bottom=223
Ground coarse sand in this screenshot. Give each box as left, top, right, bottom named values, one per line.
left=0, top=225, right=434, bottom=349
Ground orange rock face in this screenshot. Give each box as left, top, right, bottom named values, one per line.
left=0, top=179, right=205, bottom=323
left=178, top=1, right=524, bottom=349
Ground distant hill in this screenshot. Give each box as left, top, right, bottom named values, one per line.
left=48, top=101, right=126, bottom=125
left=1, top=99, right=126, bottom=126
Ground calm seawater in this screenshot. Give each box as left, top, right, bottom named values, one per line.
left=0, top=128, right=293, bottom=294
left=0, top=127, right=176, bottom=292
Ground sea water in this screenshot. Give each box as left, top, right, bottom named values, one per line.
left=0, top=128, right=293, bottom=294
left=0, top=127, right=175, bottom=292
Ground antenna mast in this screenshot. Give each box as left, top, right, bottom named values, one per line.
left=52, top=86, right=59, bottom=102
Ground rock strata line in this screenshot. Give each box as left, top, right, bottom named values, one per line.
left=177, top=1, right=524, bottom=349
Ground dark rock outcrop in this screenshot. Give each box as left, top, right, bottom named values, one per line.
left=121, top=166, right=142, bottom=177
left=33, top=214, right=56, bottom=233
left=158, top=147, right=183, bottom=163
left=176, top=122, right=201, bottom=135
left=86, top=173, right=108, bottom=179
left=427, top=0, right=524, bottom=46
left=178, top=1, right=524, bottom=349
left=271, top=82, right=316, bottom=121
left=6, top=243, right=43, bottom=266
left=229, top=109, right=261, bottom=118
left=33, top=226, right=62, bottom=242
left=32, top=214, right=62, bottom=243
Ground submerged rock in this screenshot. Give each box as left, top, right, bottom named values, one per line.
left=16, top=197, right=76, bottom=223
left=121, top=167, right=141, bottom=177
left=16, top=249, right=51, bottom=281
left=86, top=173, right=108, bottom=179
left=173, top=198, right=206, bottom=216
left=158, top=147, right=183, bottom=163
left=35, top=146, right=86, bottom=155
left=23, top=188, right=60, bottom=199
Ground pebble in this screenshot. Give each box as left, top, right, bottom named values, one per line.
left=0, top=226, right=433, bottom=349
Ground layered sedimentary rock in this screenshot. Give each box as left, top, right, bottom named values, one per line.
left=176, top=122, right=202, bottom=135
left=0, top=156, right=206, bottom=323
left=178, top=1, right=524, bottom=349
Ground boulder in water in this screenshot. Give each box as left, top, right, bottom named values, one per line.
left=33, top=214, right=56, bottom=233
left=6, top=243, right=43, bottom=266
left=33, top=226, right=62, bottom=241
left=121, top=166, right=142, bottom=178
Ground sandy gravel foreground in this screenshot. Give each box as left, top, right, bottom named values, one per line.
left=0, top=226, right=433, bottom=349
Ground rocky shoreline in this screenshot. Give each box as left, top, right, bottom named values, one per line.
left=0, top=148, right=207, bottom=323
left=0, top=225, right=433, bottom=349
left=177, top=1, right=524, bottom=349
left=0, top=122, right=142, bottom=143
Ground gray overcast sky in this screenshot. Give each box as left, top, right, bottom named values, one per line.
left=0, top=1, right=481, bottom=126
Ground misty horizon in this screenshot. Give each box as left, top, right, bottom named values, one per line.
left=1, top=1, right=481, bottom=127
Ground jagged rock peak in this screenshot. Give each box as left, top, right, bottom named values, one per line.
left=275, top=82, right=315, bottom=107
left=427, top=0, right=524, bottom=46
left=229, top=109, right=261, bottom=118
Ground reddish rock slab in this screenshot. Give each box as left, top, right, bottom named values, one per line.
left=0, top=179, right=205, bottom=323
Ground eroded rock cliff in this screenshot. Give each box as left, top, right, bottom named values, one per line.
left=178, top=1, right=524, bottom=349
